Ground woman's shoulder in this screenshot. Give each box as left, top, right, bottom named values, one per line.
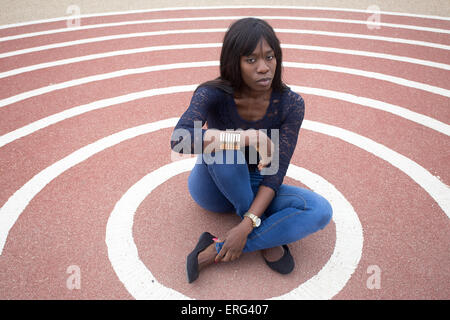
left=194, top=83, right=227, bottom=97
left=190, top=83, right=230, bottom=108
left=195, top=79, right=233, bottom=97
left=278, top=86, right=305, bottom=110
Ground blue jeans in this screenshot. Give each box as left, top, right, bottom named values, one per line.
left=187, top=150, right=333, bottom=253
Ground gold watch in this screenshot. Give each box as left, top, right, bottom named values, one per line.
left=244, top=212, right=261, bottom=228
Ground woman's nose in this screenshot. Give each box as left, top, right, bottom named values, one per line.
left=256, top=60, right=270, bottom=73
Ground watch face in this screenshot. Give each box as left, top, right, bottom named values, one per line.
left=255, top=218, right=261, bottom=227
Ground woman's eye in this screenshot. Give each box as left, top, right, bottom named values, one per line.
left=246, top=58, right=256, bottom=63
left=267, top=55, right=274, bottom=61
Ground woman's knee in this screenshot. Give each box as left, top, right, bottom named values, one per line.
left=204, top=150, right=249, bottom=180
left=283, top=196, right=332, bottom=242
left=276, top=187, right=333, bottom=228
left=202, top=149, right=247, bottom=166
left=187, top=163, right=234, bottom=213
left=310, top=193, right=333, bottom=230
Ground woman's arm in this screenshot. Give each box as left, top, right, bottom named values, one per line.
left=259, top=92, right=305, bottom=193
left=203, top=129, right=273, bottom=168
left=214, top=185, right=274, bottom=263
left=248, top=185, right=275, bottom=217
left=171, top=87, right=274, bottom=169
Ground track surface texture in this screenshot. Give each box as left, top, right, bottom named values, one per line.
left=0, top=4, right=449, bottom=300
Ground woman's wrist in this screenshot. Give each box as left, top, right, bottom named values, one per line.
left=241, top=216, right=254, bottom=234
left=219, top=131, right=241, bottom=150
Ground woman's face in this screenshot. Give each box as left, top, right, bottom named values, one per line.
left=239, top=38, right=277, bottom=94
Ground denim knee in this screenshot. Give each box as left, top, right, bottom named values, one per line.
left=314, top=195, right=333, bottom=230
left=187, top=163, right=235, bottom=213
left=295, top=192, right=333, bottom=234
left=202, top=149, right=247, bottom=167
left=290, top=196, right=332, bottom=239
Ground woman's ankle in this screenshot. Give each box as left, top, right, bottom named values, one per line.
left=261, top=246, right=284, bottom=262
left=198, top=243, right=217, bottom=270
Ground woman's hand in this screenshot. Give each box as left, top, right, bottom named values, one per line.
left=243, top=129, right=275, bottom=170
left=215, top=218, right=253, bottom=263
left=256, top=130, right=275, bottom=171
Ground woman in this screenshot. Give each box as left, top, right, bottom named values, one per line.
left=170, top=18, right=333, bottom=283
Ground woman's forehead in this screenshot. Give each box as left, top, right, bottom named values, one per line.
left=248, top=38, right=274, bottom=55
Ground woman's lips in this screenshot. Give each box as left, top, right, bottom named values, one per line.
left=256, top=78, right=272, bottom=86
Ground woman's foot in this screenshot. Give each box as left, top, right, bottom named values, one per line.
left=261, top=246, right=285, bottom=262
left=197, top=243, right=218, bottom=271
left=262, top=245, right=295, bottom=274
left=186, top=232, right=216, bottom=283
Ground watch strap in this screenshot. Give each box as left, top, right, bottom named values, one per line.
left=244, top=212, right=260, bottom=227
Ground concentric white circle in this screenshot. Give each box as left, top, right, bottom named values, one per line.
left=105, top=157, right=363, bottom=300
left=1, top=4, right=448, bottom=300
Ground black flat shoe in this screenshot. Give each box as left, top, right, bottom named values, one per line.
left=263, top=245, right=295, bottom=275
left=186, top=232, right=215, bottom=283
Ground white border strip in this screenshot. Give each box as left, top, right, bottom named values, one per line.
left=2, top=60, right=448, bottom=112
left=1, top=15, right=449, bottom=43
left=303, top=120, right=450, bottom=220
left=2, top=27, right=449, bottom=59
left=1, top=42, right=449, bottom=81
left=105, top=158, right=363, bottom=300
left=1, top=5, right=449, bottom=30
left=291, top=85, right=450, bottom=135
left=0, top=84, right=196, bottom=148
left=281, top=44, right=450, bottom=70
left=0, top=43, right=220, bottom=79
left=1, top=117, right=448, bottom=257
left=285, top=62, right=450, bottom=97
left=1, top=81, right=448, bottom=151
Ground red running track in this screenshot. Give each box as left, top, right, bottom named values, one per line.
left=0, top=6, right=449, bottom=300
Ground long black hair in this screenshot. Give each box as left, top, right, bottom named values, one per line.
left=198, top=18, right=288, bottom=94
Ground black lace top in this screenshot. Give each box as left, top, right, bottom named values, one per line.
left=170, top=85, right=305, bottom=193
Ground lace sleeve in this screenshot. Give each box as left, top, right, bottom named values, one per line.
left=260, top=91, right=305, bottom=193
left=170, top=86, right=218, bottom=154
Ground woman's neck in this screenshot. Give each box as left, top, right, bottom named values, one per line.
left=236, top=86, right=272, bottom=100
